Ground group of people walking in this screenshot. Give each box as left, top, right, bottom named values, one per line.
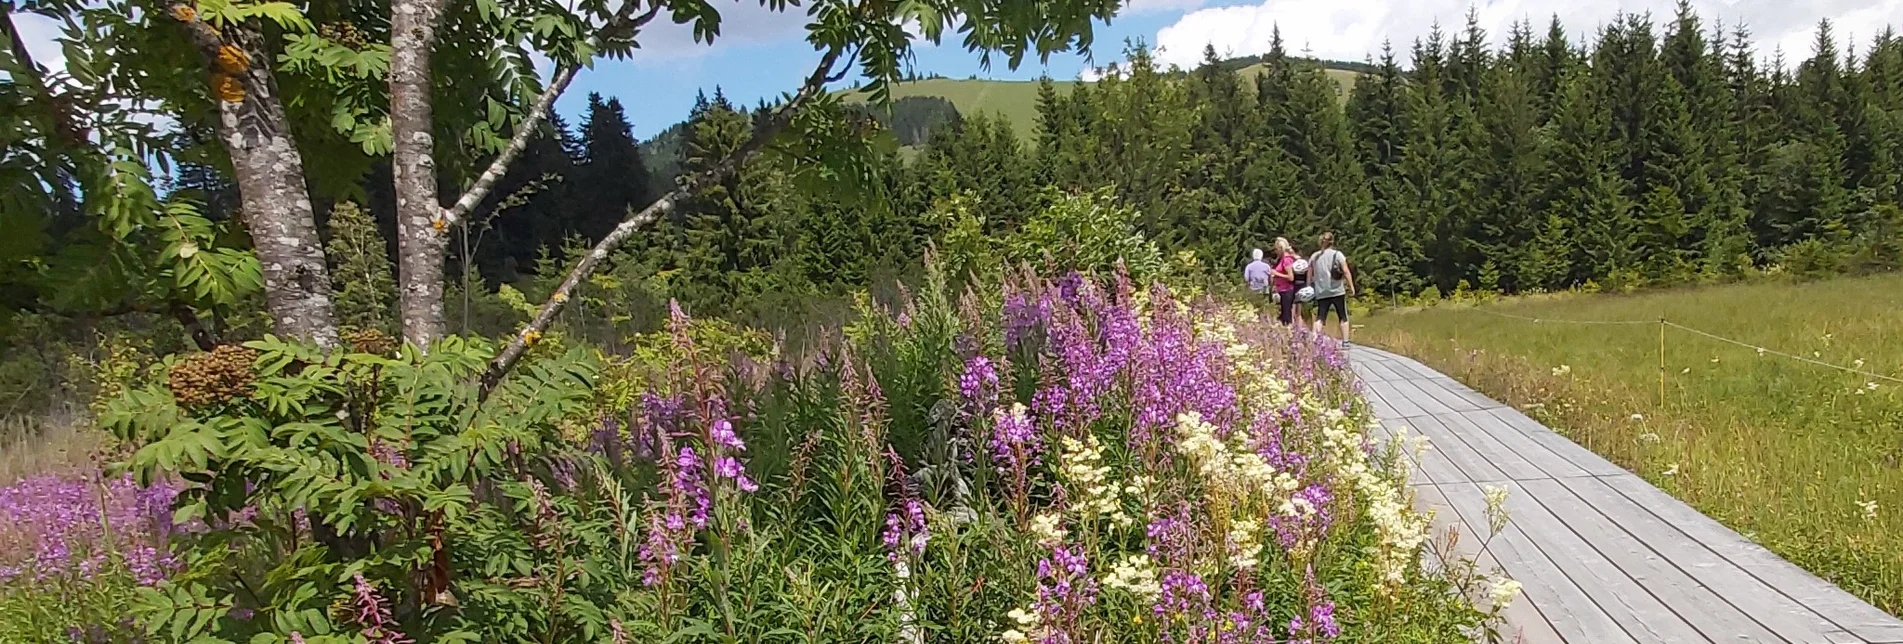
left=1243, top=232, right=1356, bottom=344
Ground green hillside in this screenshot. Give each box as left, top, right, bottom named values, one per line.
left=843, top=63, right=1361, bottom=141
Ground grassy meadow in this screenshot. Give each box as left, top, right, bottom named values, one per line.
left=1358, top=273, right=1903, bottom=615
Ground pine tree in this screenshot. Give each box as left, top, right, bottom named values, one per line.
left=577, top=92, right=655, bottom=241
left=324, top=201, right=397, bottom=333
left=1533, top=16, right=1577, bottom=118
left=1476, top=61, right=1547, bottom=291
left=1545, top=68, right=1636, bottom=285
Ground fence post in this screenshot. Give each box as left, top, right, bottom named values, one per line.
left=1658, top=318, right=1666, bottom=408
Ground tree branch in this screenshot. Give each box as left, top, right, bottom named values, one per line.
left=478, top=47, right=845, bottom=394
left=440, top=0, right=662, bottom=226
left=441, top=64, right=576, bottom=225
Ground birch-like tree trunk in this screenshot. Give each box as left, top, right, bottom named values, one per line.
left=173, top=7, right=339, bottom=346
left=389, top=0, right=452, bottom=347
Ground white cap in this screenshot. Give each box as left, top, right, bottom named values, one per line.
left=1251, top=248, right=1264, bottom=261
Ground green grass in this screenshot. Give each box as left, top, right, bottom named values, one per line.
left=1357, top=274, right=1903, bottom=615
left=841, top=64, right=1359, bottom=141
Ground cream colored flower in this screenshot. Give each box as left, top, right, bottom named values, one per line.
left=1488, top=577, right=1523, bottom=608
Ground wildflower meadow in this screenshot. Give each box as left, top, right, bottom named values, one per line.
left=3, top=266, right=1506, bottom=642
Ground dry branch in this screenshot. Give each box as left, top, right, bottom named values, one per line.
left=479, top=47, right=846, bottom=394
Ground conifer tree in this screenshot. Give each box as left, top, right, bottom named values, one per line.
left=577, top=93, right=657, bottom=242
left=324, top=201, right=397, bottom=333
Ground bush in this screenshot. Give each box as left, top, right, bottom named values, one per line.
left=77, top=268, right=1500, bottom=643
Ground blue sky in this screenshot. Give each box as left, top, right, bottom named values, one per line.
left=14, top=0, right=1887, bottom=142
left=551, top=1, right=1201, bottom=136
left=551, top=0, right=1897, bottom=138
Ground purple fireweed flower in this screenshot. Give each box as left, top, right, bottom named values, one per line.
left=674, top=447, right=711, bottom=528
left=0, top=473, right=179, bottom=587
left=709, top=419, right=745, bottom=451
left=881, top=499, right=929, bottom=563
left=989, top=406, right=1041, bottom=472
left=713, top=456, right=759, bottom=492
left=958, top=355, right=1000, bottom=416
left=1273, top=483, right=1338, bottom=548
left=352, top=574, right=412, bottom=644
left=1031, top=544, right=1098, bottom=644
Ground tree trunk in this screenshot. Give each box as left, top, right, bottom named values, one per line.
left=173, top=8, right=339, bottom=346
left=389, top=0, right=452, bottom=347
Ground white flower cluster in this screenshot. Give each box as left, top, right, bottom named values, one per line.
left=1488, top=576, right=1523, bottom=608
left=1000, top=606, right=1042, bottom=643
left=1102, top=553, right=1161, bottom=599
left=1030, top=512, right=1068, bottom=546
left=1174, top=412, right=1300, bottom=504
left=1058, top=434, right=1132, bottom=526
left=1226, top=518, right=1265, bottom=570
left=1319, top=406, right=1431, bottom=591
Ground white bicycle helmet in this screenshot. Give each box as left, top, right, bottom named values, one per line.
left=1297, top=286, right=1316, bottom=302
left=1291, top=258, right=1310, bottom=275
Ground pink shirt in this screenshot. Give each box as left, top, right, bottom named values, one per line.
left=1272, top=255, right=1296, bottom=292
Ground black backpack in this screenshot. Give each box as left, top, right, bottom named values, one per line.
left=1324, top=250, right=1345, bottom=281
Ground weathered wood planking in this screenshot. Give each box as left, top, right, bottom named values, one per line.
left=1558, top=475, right=1865, bottom=644
left=1603, top=476, right=1903, bottom=643
left=1405, top=413, right=1512, bottom=483
left=1380, top=418, right=1465, bottom=485
left=1459, top=410, right=1592, bottom=479
left=1434, top=411, right=1550, bottom=481
left=1485, top=407, right=1630, bottom=477
left=1348, top=342, right=1903, bottom=643
left=1439, top=481, right=1638, bottom=644
left=1413, top=483, right=1568, bottom=644
left=1519, top=478, right=1785, bottom=643
left=1494, top=480, right=1712, bottom=642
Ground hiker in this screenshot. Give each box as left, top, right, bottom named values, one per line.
left=1270, top=238, right=1301, bottom=326
left=1307, top=232, right=1356, bottom=344
left=1244, top=248, right=1273, bottom=301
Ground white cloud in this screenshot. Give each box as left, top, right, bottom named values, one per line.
left=1151, top=0, right=1903, bottom=70
left=9, top=13, right=68, bottom=77
left=1122, top=0, right=1209, bottom=15
left=628, top=2, right=809, bottom=60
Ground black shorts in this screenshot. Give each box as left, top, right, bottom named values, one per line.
left=1315, top=295, right=1348, bottom=322
left=1276, top=290, right=1297, bottom=324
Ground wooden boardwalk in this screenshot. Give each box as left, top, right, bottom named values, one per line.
left=1350, top=345, right=1903, bottom=644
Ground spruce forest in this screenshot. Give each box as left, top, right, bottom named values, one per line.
left=5, top=0, right=1903, bottom=640
left=409, top=7, right=1903, bottom=316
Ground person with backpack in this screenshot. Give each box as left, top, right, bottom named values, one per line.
left=1307, top=232, right=1356, bottom=343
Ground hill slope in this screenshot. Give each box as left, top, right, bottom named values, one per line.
left=841, top=62, right=1361, bottom=141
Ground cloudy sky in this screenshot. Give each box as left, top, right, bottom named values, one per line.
left=13, top=0, right=1902, bottom=139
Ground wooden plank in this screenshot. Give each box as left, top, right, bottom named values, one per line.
left=1604, top=475, right=1903, bottom=643
left=1407, top=377, right=1485, bottom=412
left=1439, top=482, right=1638, bottom=644
left=1368, top=381, right=1426, bottom=418
left=1495, top=481, right=1710, bottom=643
left=1411, top=485, right=1569, bottom=644
left=1391, top=356, right=1451, bottom=381
left=1519, top=478, right=1788, bottom=643
left=1391, top=379, right=1462, bottom=416
left=1408, top=414, right=1511, bottom=483
left=1559, top=475, right=1865, bottom=644
left=1382, top=418, right=1465, bottom=485
left=1434, top=411, right=1551, bottom=481
left=1361, top=361, right=1407, bottom=383
left=1460, top=410, right=1591, bottom=480
left=1486, top=408, right=1629, bottom=477
left=1426, top=376, right=1505, bottom=410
